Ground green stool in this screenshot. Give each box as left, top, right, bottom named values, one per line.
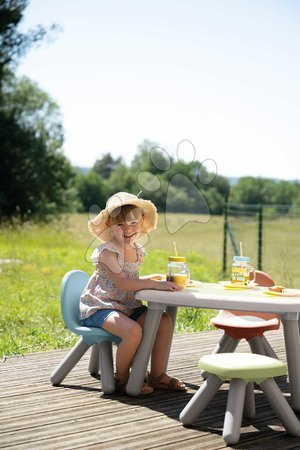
left=180, top=353, right=300, bottom=445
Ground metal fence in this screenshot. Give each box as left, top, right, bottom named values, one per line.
left=223, top=202, right=300, bottom=287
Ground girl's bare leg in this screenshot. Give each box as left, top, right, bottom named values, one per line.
left=102, top=312, right=142, bottom=381
left=137, top=311, right=186, bottom=389
left=150, top=312, right=172, bottom=376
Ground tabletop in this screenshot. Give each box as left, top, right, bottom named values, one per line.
left=136, top=282, right=300, bottom=315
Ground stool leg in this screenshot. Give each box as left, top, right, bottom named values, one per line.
left=180, top=374, right=223, bottom=425
left=50, top=337, right=90, bottom=385
left=201, top=334, right=239, bottom=379
left=261, top=336, right=278, bottom=359
left=248, top=336, right=266, bottom=355
left=243, top=382, right=256, bottom=418
left=88, top=344, right=100, bottom=375
left=99, top=341, right=115, bottom=394
left=223, top=378, right=247, bottom=445
left=260, top=378, right=300, bottom=436
left=213, top=333, right=240, bottom=354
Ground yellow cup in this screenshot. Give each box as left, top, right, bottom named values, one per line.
left=231, top=256, right=256, bottom=285
left=173, top=274, right=187, bottom=288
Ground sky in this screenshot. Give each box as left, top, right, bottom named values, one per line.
left=17, top=0, right=300, bottom=180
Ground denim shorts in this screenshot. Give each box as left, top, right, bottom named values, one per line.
left=81, top=305, right=148, bottom=328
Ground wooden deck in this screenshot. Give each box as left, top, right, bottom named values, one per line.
left=1, top=328, right=300, bottom=450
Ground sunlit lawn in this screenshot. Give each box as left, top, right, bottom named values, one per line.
left=1, top=212, right=300, bottom=357
left=0, top=213, right=223, bottom=357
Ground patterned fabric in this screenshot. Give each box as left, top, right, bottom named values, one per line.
left=79, top=242, right=146, bottom=320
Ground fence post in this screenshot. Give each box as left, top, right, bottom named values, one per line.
left=223, top=197, right=229, bottom=275
left=258, top=204, right=263, bottom=270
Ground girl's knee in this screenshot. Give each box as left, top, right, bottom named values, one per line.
left=124, top=322, right=143, bottom=344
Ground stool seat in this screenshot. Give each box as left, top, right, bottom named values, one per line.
left=199, top=353, right=286, bottom=383
left=180, top=353, right=300, bottom=445
left=211, top=310, right=280, bottom=340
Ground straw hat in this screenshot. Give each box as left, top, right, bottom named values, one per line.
left=88, top=192, right=158, bottom=241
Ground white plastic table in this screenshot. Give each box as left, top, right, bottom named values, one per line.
left=127, top=282, right=300, bottom=411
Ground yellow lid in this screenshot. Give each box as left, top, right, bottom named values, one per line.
left=168, top=256, right=186, bottom=262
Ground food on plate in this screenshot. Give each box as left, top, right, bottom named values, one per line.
left=269, top=285, right=285, bottom=293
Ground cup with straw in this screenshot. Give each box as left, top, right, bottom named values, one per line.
left=166, top=241, right=189, bottom=287
left=230, top=241, right=255, bottom=285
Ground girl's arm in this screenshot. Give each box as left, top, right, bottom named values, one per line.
left=99, top=250, right=181, bottom=292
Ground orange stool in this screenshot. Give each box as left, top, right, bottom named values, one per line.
left=210, top=310, right=280, bottom=356
left=202, top=271, right=280, bottom=379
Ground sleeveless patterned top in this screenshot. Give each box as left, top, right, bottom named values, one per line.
left=79, top=242, right=146, bottom=320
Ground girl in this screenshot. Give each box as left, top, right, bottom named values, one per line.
left=80, top=192, right=186, bottom=395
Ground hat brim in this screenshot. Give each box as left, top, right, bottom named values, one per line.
left=88, top=194, right=158, bottom=242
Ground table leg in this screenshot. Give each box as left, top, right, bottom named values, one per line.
left=126, top=304, right=164, bottom=396
left=164, top=306, right=178, bottom=372
left=281, top=312, right=300, bottom=411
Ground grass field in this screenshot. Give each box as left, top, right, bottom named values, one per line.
left=1, top=212, right=299, bottom=357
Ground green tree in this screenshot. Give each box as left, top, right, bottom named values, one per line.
left=131, top=139, right=229, bottom=214
left=201, top=187, right=225, bottom=215
left=0, top=2, right=72, bottom=221
left=76, top=171, right=106, bottom=212
left=230, top=177, right=268, bottom=205
left=0, top=0, right=57, bottom=92
left=0, top=73, right=77, bottom=220
left=271, top=181, right=299, bottom=205
left=230, top=177, right=300, bottom=214
left=131, top=139, right=173, bottom=173
left=92, top=152, right=123, bottom=179
left=3, top=74, right=64, bottom=148
left=104, top=163, right=138, bottom=198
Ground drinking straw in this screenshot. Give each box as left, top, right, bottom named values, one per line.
left=239, top=241, right=243, bottom=256
left=173, top=241, right=178, bottom=257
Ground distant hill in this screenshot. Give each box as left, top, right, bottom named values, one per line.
left=228, top=177, right=240, bottom=186
left=74, top=166, right=91, bottom=175
left=73, top=169, right=298, bottom=186
left=75, top=166, right=238, bottom=182
left=227, top=176, right=300, bottom=185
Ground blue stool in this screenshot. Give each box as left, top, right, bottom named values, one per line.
left=180, top=353, right=300, bottom=445
left=50, top=270, right=121, bottom=394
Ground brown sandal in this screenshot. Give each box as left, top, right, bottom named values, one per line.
left=140, top=383, right=153, bottom=395
left=115, top=378, right=128, bottom=394
left=147, top=372, right=187, bottom=391
left=115, top=378, right=153, bottom=395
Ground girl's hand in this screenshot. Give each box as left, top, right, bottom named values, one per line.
left=154, top=280, right=182, bottom=291
left=110, top=224, right=125, bottom=244
left=129, top=232, right=140, bottom=247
